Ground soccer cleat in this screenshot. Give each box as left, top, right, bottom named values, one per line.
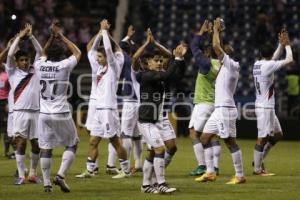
left=112, top=170, right=131, bottom=179
left=44, top=185, right=53, bottom=193
left=141, top=185, right=159, bottom=194
left=106, top=165, right=120, bottom=175
left=190, top=165, right=206, bottom=176
left=157, top=183, right=176, bottom=194
left=195, top=172, right=217, bottom=182
left=28, top=175, right=42, bottom=184
left=14, top=177, right=26, bottom=185
left=53, top=175, right=70, bottom=193
left=226, top=176, right=246, bottom=184
left=75, top=170, right=94, bottom=178
left=253, top=170, right=275, bottom=176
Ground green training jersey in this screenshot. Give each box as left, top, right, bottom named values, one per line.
left=193, top=59, right=221, bottom=104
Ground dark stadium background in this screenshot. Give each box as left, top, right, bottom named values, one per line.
left=0, top=0, right=299, bottom=139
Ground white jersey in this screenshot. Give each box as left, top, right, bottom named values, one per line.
left=87, top=51, right=99, bottom=100
left=5, top=65, right=39, bottom=111
left=94, top=30, right=124, bottom=109
left=215, top=54, right=240, bottom=107
left=34, top=55, right=78, bottom=114
left=253, top=59, right=287, bottom=108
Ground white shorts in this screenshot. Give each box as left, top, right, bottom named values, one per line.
left=255, top=108, right=282, bottom=138
left=13, top=111, right=39, bottom=140
left=38, top=113, right=79, bottom=149
left=138, top=122, right=165, bottom=149
left=90, top=109, right=120, bottom=139
left=7, top=112, right=14, bottom=137
left=188, top=104, right=214, bottom=132
left=121, top=101, right=140, bottom=138
left=159, top=118, right=176, bottom=141
left=85, top=99, right=97, bottom=131
left=203, top=107, right=238, bottom=139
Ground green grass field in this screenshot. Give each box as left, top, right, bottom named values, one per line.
left=0, top=136, right=299, bottom=200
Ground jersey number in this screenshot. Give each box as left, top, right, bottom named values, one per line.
left=40, top=80, right=57, bottom=100
left=255, top=77, right=261, bottom=95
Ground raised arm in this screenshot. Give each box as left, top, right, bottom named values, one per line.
left=190, top=20, right=212, bottom=75
left=26, top=23, right=43, bottom=61
left=212, top=18, right=225, bottom=60
left=132, top=28, right=152, bottom=71
left=276, top=31, right=293, bottom=68
left=0, top=38, right=14, bottom=66
left=54, top=24, right=81, bottom=62
left=272, top=29, right=286, bottom=60
left=101, top=19, right=115, bottom=63
left=86, top=34, right=97, bottom=52
left=122, top=25, right=135, bottom=45
left=140, top=44, right=186, bottom=82
left=7, top=27, right=29, bottom=68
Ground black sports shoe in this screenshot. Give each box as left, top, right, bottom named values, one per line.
left=53, top=175, right=70, bottom=193
left=44, top=185, right=53, bottom=193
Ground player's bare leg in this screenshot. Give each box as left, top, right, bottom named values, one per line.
left=164, top=139, right=177, bottom=168
left=110, top=135, right=130, bottom=178
left=76, top=136, right=101, bottom=178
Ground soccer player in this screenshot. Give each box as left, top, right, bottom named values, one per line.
left=35, top=22, right=81, bottom=192
left=6, top=24, right=42, bottom=185
left=253, top=29, right=293, bottom=175
left=134, top=29, right=186, bottom=193
left=189, top=20, right=222, bottom=176
left=79, top=19, right=130, bottom=179
left=195, top=18, right=246, bottom=184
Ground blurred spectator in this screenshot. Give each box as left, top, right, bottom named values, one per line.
left=286, top=63, right=300, bottom=117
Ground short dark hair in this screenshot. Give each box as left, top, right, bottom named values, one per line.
left=15, top=50, right=29, bottom=60
left=143, top=49, right=161, bottom=60
left=259, top=43, right=274, bottom=59
left=46, top=42, right=65, bottom=62
left=97, top=46, right=106, bottom=57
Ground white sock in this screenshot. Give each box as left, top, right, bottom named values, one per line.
left=40, top=157, right=52, bottom=186
left=16, top=153, right=26, bottom=178
left=204, top=145, right=215, bottom=174
left=29, top=152, right=40, bottom=177
left=153, top=155, right=165, bottom=184
left=142, top=159, right=154, bottom=186
left=231, top=150, right=244, bottom=177
left=164, top=151, right=174, bottom=168
left=119, top=159, right=130, bottom=174
left=193, top=140, right=205, bottom=166
left=107, top=143, right=117, bottom=167
left=212, top=142, right=221, bottom=169
left=86, top=157, right=96, bottom=172
left=122, top=138, right=132, bottom=167
left=133, top=139, right=143, bottom=169
left=254, top=144, right=264, bottom=173
left=57, top=150, right=75, bottom=177
left=262, top=142, right=273, bottom=159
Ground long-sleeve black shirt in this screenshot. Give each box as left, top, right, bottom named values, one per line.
left=136, top=59, right=185, bottom=123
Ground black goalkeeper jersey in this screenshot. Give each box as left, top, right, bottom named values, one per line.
left=136, top=59, right=185, bottom=123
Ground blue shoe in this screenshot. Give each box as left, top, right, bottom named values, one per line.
left=190, top=165, right=206, bottom=176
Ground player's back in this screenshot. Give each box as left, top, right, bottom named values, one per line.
left=253, top=59, right=278, bottom=108
left=35, top=55, right=78, bottom=114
